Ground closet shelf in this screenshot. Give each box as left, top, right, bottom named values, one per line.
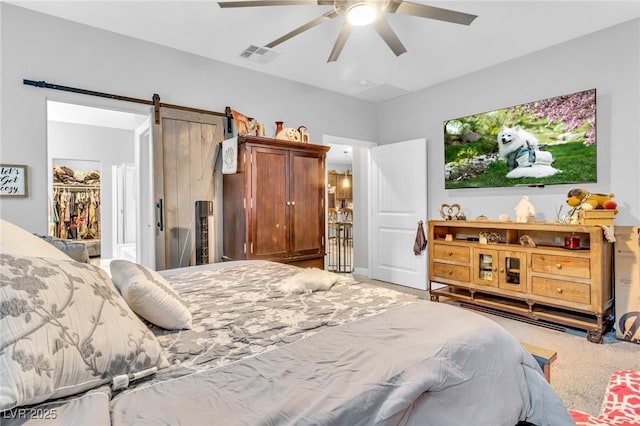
left=53, top=182, right=100, bottom=190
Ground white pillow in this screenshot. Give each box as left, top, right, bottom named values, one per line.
left=0, top=219, right=73, bottom=260
left=0, top=254, right=167, bottom=412
left=110, top=260, right=192, bottom=330
left=280, top=268, right=342, bottom=294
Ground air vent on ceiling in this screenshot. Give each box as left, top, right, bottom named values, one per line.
left=239, top=45, right=280, bottom=64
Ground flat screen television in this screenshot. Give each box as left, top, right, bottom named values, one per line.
left=443, top=88, right=596, bottom=189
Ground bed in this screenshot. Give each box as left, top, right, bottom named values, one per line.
left=0, top=219, right=574, bottom=425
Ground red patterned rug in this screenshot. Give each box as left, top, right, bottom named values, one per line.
left=569, top=370, right=640, bottom=426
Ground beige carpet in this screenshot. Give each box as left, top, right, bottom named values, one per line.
left=353, top=275, right=640, bottom=417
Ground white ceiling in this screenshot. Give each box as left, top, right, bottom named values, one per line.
left=8, top=1, right=640, bottom=103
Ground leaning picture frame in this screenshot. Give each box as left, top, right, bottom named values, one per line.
left=231, top=109, right=251, bottom=137
left=0, top=164, right=28, bottom=197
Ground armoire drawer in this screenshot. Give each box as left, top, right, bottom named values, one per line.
left=531, top=254, right=591, bottom=279
left=433, top=244, right=470, bottom=263
left=531, top=276, right=591, bottom=304
left=432, top=262, right=470, bottom=283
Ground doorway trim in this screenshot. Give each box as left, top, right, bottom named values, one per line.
left=323, top=135, right=377, bottom=276
left=46, top=95, right=154, bottom=267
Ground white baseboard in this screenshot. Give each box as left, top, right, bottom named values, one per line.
left=353, top=267, right=369, bottom=276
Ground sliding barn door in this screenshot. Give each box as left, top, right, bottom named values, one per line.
left=153, top=108, right=225, bottom=270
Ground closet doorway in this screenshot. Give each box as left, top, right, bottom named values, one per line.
left=47, top=101, right=151, bottom=268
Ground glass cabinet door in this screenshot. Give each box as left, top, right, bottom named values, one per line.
left=498, top=251, right=527, bottom=292
left=473, top=248, right=499, bottom=288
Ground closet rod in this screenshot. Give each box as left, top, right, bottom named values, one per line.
left=23, top=79, right=227, bottom=124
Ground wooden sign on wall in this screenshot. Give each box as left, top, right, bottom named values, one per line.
left=0, top=164, right=28, bottom=197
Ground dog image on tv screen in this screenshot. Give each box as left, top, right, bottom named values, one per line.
left=497, top=125, right=560, bottom=179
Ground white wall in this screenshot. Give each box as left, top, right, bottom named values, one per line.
left=0, top=3, right=378, bottom=233
left=377, top=19, right=640, bottom=226
left=48, top=121, right=135, bottom=257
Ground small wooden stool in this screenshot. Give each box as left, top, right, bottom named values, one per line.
left=522, top=342, right=557, bottom=383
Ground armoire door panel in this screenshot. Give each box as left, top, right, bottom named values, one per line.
left=251, top=148, right=288, bottom=259
left=291, top=153, right=324, bottom=256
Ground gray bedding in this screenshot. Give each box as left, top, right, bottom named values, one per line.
left=111, top=301, right=573, bottom=426
left=3, top=260, right=573, bottom=425
left=146, top=260, right=419, bottom=380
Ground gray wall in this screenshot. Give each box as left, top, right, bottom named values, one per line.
left=0, top=3, right=377, bottom=233
left=1, top=4, right=639, bottom=272
left=48, top=121, right=135, bottom=258
left=377, top=18, right=640, bottom=226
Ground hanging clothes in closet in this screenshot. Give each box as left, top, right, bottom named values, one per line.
left=52, top=185, right=101, bottom=240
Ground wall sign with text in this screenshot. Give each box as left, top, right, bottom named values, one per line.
left=0, top=164, right=28, bottom=197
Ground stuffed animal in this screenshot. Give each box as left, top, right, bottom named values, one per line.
left=515, top=196, right=536, bottom=223
left=566, top=188, right=616, bottom=211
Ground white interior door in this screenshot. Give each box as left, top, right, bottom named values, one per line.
left=370, top=138, right=427, bottom=289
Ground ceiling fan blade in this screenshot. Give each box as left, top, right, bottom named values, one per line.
left=393, top=1, right=477, bottom=25
left=218, top=1, right=332, bottom=8
left=265, top=10, right=338, bottom=48
left=327, top=22, right=352, bottom=63
left=373, top=17, right=407, bottom=57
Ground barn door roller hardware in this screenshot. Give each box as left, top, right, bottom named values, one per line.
left=23, top=79, right=225, bottom=124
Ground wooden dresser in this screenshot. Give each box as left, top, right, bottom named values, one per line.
left=428, top=220, right=613, bottom=342
left=223, top=136, right=329, bottom=269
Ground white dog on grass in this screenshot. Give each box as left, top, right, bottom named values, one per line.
left=497, top=125, right=560, bottom=178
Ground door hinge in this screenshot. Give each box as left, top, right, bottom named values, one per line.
left=322, top=236, right=324, bottom=246
left=243, top=198, right=246, bottom=209
left=243, top=153, right=246, bottom=164
left=243, top=242, right=246, bottom=254
left=251, top=243, right=254, bottom=254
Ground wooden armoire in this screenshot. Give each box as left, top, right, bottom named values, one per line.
left=223, top=136, right=329, bottom=268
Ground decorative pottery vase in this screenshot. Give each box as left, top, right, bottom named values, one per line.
left=274, top=121, right=284, bottom=138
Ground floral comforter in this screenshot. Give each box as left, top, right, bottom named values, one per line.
left=142, top=260, right=419, bottom=382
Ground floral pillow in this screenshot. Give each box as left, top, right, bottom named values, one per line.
left=110, top=260, right=192, bottom=330
left=0, top=254, right=168, bottom=412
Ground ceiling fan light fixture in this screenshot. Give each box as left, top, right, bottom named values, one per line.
left=346, top=2, right=378, bottom=26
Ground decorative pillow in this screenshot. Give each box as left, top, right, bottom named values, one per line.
left=0, top=219, right=74, bottom=260
left=280, top=268, right=343, bottom=294
left=37, top=235, right=90, bottom=263
left=109, top=260, right=192, bottom=330
left=0, top=254, right=167, bottom=412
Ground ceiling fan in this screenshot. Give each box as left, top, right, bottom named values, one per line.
left=217, top=1, right=478, bottom=62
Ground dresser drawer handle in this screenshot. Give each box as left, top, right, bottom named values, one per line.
left=448, top=251, right=453, bottom=256
left=556, top=288, right=563, bottom=294
left=556, top=263, right=562, bottom=270
left=448, top=270, right=453, bottom=276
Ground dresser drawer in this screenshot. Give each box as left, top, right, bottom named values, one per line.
left=531, top=277, right=591, bottom=304
left=432, top=262, right=470, bottom=283
left=531, top=254, right=590, bottom=279
left=433, top=244, right=470, bottom=263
